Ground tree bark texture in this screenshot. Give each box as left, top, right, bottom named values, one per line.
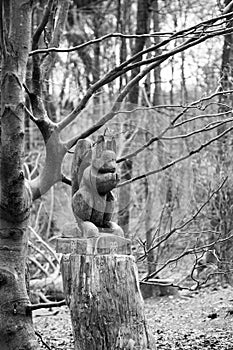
left=0, top=1, right=38, bottom=349
left=0, top=229, right=37, bottom=350
left=57, top=235, right=150, bottom=350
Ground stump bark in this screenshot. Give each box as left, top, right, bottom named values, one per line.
left=56, top=234, right=149, bottom=350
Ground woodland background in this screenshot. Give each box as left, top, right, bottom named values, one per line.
left=25, top=0, right=233, bottom=302
left=3, top=0, right=233, bottom=349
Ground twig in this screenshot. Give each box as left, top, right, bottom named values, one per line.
left=117, top=126, right=233, bottom=187
left=29, top=225, right=59, bottom=263
left=29, top=299, right=66, bottom=311
left=59, top=20, right=233, bottom=135
left=144, top=230, right=233, bottom=282
left=30, top=152, right=41, bottom=179
left=30, top=266, right=61, bottom=290
left=29, top=31, right=177, bottom=56
left=223, top=0, right=233, bottom=14
left=32, top=0, right=54, bottom=49
left=28, top=240, right=57, bottom=272
left=35, top=331, right=52, bottom=350
left=40, top=0, right=70, bottom=81
left=45, top=186, right=54, bottom=240
left=37, top=291, right=51, bottom=304
left=29, top=10, right=233, bottom=57
left=33, top=201, right=44, bottom=232
left=99, top=26, right=233, bottom=89
left=161, top=118, right=233, bottom=140
left=117, top=90, right=233, bottom=163
left=139, top=177, right=228, bottom=270
left=28, top=256, right=50, bottom=277
left=174, top=110, right=233, bottom=128
left=154, top=178, right=228, bottom=248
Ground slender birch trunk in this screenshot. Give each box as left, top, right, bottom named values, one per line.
left=0, top=1, right=37, bottom=349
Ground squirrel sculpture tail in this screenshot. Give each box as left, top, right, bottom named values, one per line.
left=71, top=139, right=92, bottom=196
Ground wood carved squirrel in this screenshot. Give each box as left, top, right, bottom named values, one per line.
left=71, top=135, right=124, bottom=237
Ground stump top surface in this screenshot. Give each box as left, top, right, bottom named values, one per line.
left=56, top=234, right=131, bottom=255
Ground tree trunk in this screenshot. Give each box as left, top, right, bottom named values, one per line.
left=143, top=0, right=161, bottom=294
left=0, top=230, right=37, bottom=350
left=118, top=0, right=151, bottom=236
left=0, top=1, right=37, bottom=349
left=118, top=157, right=133, bottom=236
left=146, top=0, right=161, bottom=275
left=210, top=0, right=233, bottom=284
left=57, top=234, right=150, bottom=350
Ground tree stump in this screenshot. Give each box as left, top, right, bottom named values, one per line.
left=56, top=233, right=149, bottom=350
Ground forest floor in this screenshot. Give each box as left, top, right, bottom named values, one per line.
left=34, top=285, right=233, bottom=350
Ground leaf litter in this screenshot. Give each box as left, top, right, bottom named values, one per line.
left=34, top=285, right=233, bottom=349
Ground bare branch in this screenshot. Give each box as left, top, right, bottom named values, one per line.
left=53, top=12, right=233, bottom=133
left=174, top=110, right=232, bottom=128
left=144, top=229, right=233, bottom=283
left=32, top=0, right=54, bottom=50
left=117, top=90, right=233, bottom=163
left=161, top=117, right=233, bottom=141
left=35, top=331, right=52, bottom=350
left=140, top=178, right=228, bottom=277
left=116, top=26, right=233, bottom=83
left=22, top=6, right=233, bottom=205
left=28, top=225, right=59, bottom=263
left=171, top=89, right=233, bottom=125
left=29, top=300, right=66, bottom=311
left=61, top=28, right=233, bottom=136
left=25, top=91, right=57, bottom=141
left=29, top=10, right=233, bottom=57
left=28, top=256, right=50, bottom=277
left=117, top=126, right=233, bottom=187
left=29, top=240, right=57, bottom=272
left=24, top=89, right=68, bottom=199
left=29, top=31, right=174, bottom=56
left=33, top=201, right=44, bottom=232
left=45, top=186, right=54, bottom=240
left=30, top=153, right=41, bottom=180
left=223, top=0, right=233, bottom=14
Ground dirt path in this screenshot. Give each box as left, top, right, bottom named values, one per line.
left=34, top=286, right=233, bottom=349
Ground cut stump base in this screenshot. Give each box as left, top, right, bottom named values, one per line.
left=56, top=234, right=149, bottom=350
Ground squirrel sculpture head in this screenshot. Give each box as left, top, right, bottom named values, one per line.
left=92, top=135, right=117, bottom=174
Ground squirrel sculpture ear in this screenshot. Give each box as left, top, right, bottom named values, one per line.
left=95, top=135, right=105, bottom=158
left=111, top=137, right=117, bottom=153
left=106, top=136, right=116, bottom=152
